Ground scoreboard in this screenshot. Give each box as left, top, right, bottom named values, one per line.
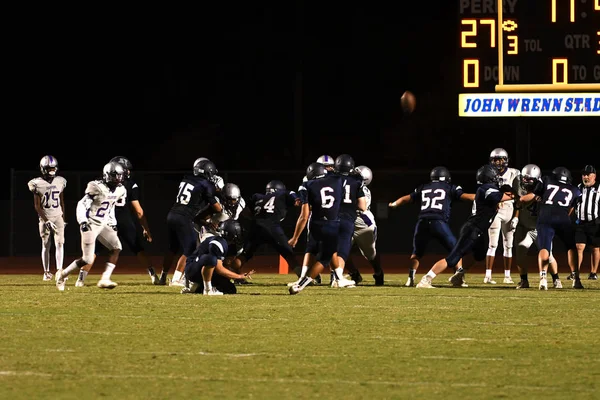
left=458, top=0, right=600, bottom=116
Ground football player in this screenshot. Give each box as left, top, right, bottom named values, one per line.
left=74, top=156, right=158, bottom=287
left=343, top=166, right=385, bottom=285
left=170, top=182, right=250, bottom=286
left=418, top=164, right=514, bottom=288
left=296, top=155, right=335, bottom=284
left=329, top=154, right=366, bottom=287
left=182, top=220, right=252, bottom=295
left=27, top=155, right=67, bottom=281
left=156, top=158, right=222, bottom=285
left=520, top=167, right=583, bottom=289
left=231, top=180, right=302, bottom=279
left=55, top=162, right=127, bottom=291
left=485, top=148, right=520, bottom=284
left=288, top=162, right=350, bottom=294
left=512, top=164, right=561, bottom=289
left=389, top=166, right=474, bottom=287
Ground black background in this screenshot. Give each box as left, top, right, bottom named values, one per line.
left=4, top=2, right=598, bottom=193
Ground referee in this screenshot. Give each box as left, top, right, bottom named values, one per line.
left=575, top=165, right=599, bottom=280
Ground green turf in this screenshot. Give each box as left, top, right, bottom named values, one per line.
left=0, top=273, right=599, bottom=400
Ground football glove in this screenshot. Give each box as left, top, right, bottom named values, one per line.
left=80, top=222, right=90, bottom=232
left=45, top=221, right=58, bottom=232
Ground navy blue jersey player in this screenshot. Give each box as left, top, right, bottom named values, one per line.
left=389, top=166, right=475, bottom=287
left=182, top=220, right=251, bottom=295
left=157, top=158, right=222, bottom=285
left=520, top=167, right=583, bottom=289
left=331, top=154, right=367, bottom=287
left=231, top=180, right=303, bottom=277
left=416, top=164, right=514, bottom=288
left=288, top=162, right=344, bottom=294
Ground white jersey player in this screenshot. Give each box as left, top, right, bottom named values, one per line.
left=485, top=148, right=520, bottom=284
left=513, top=164, right=561, bottom=289
left=347, top=166, right=384, bottom=285
left=55, top=162, right=127, bottom=291
left=28, top=155, right=67, bottom=281
left=199, top=183, right=246, bottom=242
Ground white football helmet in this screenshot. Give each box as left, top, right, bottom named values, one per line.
left=520, top=164, right=541, bottom=190
left=40, top=155, right=58, bottom=178
left=316, top=155, right=335, bottom=170
left=489, top=148, right=509, bottom=172
left=355, top=165, right=372, bottom=186
left=103, top=162, right=125, bottom=186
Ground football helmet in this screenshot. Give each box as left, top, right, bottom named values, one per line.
left=520, top=164, right=541, bottom=190
left=103, top=162, right=125, bottom=186
left=217, top=219, right=243, bottom=244
left=552, top=166, right=572, bottom=184
left=355, top=165, right=372, bottom=186
left=40, top=155, right=58, bottom=179
left=489, top=148, right=509, bottom=172
left=306, top=162, right=327, bottom=180
left=476, top=164, right=500, bottom=185
left=110, top=156, right=132, bottom=178
left=430, top=166, right=451, bottom=183
left=193, top=159, right=218, bottom=179
left=222, top=183, right=241, bottom=209
left=193, top=157, right=210, bottom=176
left=316, top=155, right=335, bottom=170
left=334, top=154, right=355, bottom=175
left=266, top=180, right=286, bottom=193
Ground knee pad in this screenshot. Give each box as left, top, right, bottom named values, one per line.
left=503, top=248, right=512, bottom=258
left=486, top=247, right=497, bottom=257
left=81, top=255, right=95, bottom=265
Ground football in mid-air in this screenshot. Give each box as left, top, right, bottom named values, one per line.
left=400, top=91, right=416, bottom=114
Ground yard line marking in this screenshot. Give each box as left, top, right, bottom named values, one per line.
left=0, top=371, right=595, bottom=392
left=421, top=356, right=504, bottom=361
left=0, top=371, right=51, bottom=377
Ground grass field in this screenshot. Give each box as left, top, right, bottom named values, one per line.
left=1, top=273, right=599, bottom=400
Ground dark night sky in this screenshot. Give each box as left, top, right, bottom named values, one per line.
left=4, top=3, right=598, bottom=182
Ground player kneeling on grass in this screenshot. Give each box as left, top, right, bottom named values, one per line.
left=182, top=220, right=254, bottom=295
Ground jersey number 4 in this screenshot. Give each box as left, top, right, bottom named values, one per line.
left=263, top=196, right=276, bottom=213
left=421, top=189, right=445, bottom=210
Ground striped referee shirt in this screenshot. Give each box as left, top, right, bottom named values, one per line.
left=576, top=182, right=599, bottom=222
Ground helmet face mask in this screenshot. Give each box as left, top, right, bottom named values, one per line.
left=40, top=155, right=58, bottom=179
left=489, top=148, right=509, bottom=172
left=520, top=164, right=541, bottom=191
left=103, top=162, right=125, bottom=186
left=223, top=183, right=241, bottom=209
